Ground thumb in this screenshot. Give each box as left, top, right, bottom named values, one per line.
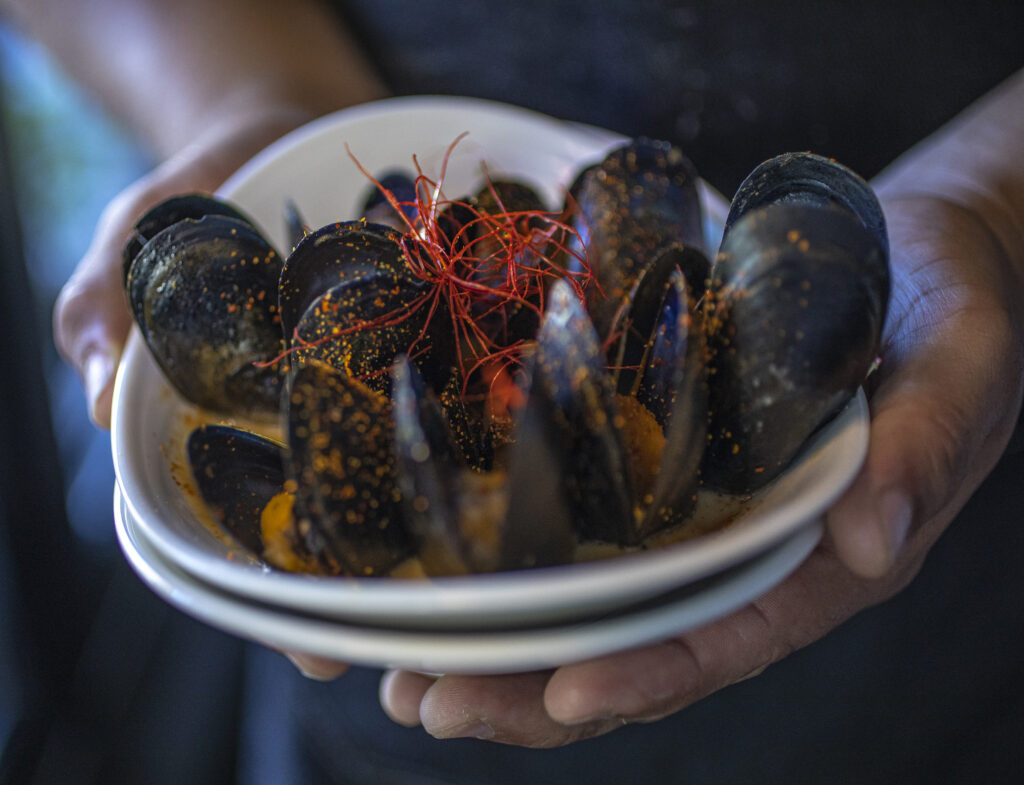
left=53, top=227, right=134, bottom=430
left=827, top=302, right=1021, bottom=579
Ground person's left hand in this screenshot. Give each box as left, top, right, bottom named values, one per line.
left=371, top=186, right=1024, bottom=746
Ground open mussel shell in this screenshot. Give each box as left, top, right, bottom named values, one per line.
left=528, top=280, right=636, bottom=545
left=187, top=424, right=286, bottom=556
left=702, top=203, right=889, bottom=494
left=725, top=152, right=888, bottom=257
left=391, top=356, right=466, bottom=573
left=566, top=138, right=705, bottom=338
left=611, top=243, right=711, bottom=406
left=279, top=221, right=406, bottom=339
left=628, top=260, right=709, bottom=531
left=391, top=356, right=575, bottom=574
left=286, top=362, right=412, bottom=576
left=122, top=194, right=256, bottom=286
left=279, top=221, right=448, bottom=394
left=126, top=214, right=285, bottom=415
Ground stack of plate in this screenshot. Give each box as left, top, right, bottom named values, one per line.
left=111, top=98, right=869, bottom=675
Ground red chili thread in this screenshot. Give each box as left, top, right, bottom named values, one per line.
left=257, top=138, right=600, bottom=402
left=339, top=137, right=597, bottom=399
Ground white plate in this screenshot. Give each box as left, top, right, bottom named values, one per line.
left=111, top=96, right=869, bottom=629
left=115, top=485, right=823, bottom=674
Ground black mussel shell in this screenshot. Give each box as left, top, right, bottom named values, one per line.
left=636, top=267, right=708, bottom=531
left=391, top=356, right=574, bottom=573
left=391, top=356, right=468, bottom=573
left=566, top=138, right=704, bottom=338
left=436, top=372, right=493, bottom=470
left=500, top=392, right=577, bottom=569
left=283, top=198, right=309, bottom=251
left=702, top=204, right=889, bottom=494
left=361, top=171, right=420, bottom=229
left=127, top=214, right=285, bottom=415
left=280, top=221, right=448, bottom=393
left=726, top=152, right=888, bottom=258
left=605, top=247, right=709, bottom=533
left=472, top=179, right=547, bottom=221
left=122, top=194, right=256, bottom=286
left=466, top=179, right=549, bottom=271
left=529, top=280, right=636, bottom=545
left=286, top=362, right=412, bottom=576
left=611, top=243, right=711, bottom=405
left=187, top=424, right=285, bottom=556
left=278, top=221, right=406, bottom=339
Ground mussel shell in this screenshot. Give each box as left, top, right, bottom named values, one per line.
left=294, top=276, right=442, bottom=396
left=187, top=424, right=285, bottom=556
left=361, top=171, right=420, bottom=229
left=436, top=372, right=493, bottom=470
left=702, top=204, right=889, bottom=494
left=500, top=393, right=577, bottom=569
left=280, top=221, right=446, bottom=393
left=278, top=221, right=408, bottom=339
left=122, top=194, right=256, bottom=286
left=566, top=138, right=704, bottom=338
left=127, top=214, right=285, bottom=415
left=529, top=280, right=636, bottom=545
left=725, top=152, right=888, bottom=258
left=612, top=243, right=711, bottom=405
left=392, top=356, right=575, bottom=573
left=607, top=250, right=709, bottom=533
left=462, top=180, right=550, bottom=346
left=391, top=356, right=468, bottom=574
left=286, top=362, right=411, bottom=576
left=284, top=198, right=309, bottom=252
left=636, top=268, right=708, bottom=532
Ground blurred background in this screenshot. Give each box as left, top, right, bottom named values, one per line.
left=0, top=23, right=244, bottom=784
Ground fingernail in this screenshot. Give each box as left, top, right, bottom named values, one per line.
left=434, top=721, right=495, bottom=740
left=285, top=652, right=343, bottom=681
left=880, top=489, right=913, bottom=564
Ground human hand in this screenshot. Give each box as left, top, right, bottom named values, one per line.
left=374, top=189, right=1024, bottom=746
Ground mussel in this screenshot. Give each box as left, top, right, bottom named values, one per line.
left=126, top=139, right=889, bottom=578
left=701, top=153, right=889, bottom=494
left=124, top=195, right=286, bottom=415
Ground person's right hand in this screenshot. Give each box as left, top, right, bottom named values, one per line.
left=53, top=104, right=323, bottom=428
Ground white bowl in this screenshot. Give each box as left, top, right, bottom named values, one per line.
left=115, top=485, right=823, bottom=674
left=111, top=96, right=869, bottom=631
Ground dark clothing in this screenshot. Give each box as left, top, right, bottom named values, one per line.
left=341, top=0, right=1024, bottom=192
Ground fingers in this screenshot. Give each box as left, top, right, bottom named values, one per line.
left=282, top=651, right=349, bottom=681
left=543, top=546, right=881, bottom=729
left=380, top=669, right=619, bottom=745
left=408, top=670, right=621, bottom=746
left=53, top=192, right=142, bottom=428
left=379, top=670, right=436, bottom=726
left=380, top=545, right=891, bottom=747
left=826, top=196, right=1024, bottom=579
left=826, top=342, right=1006, bottom=578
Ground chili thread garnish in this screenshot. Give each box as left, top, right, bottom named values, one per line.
left=339, top=136, right=596, bottom=400
left=258, top=135, right=601, bottom=409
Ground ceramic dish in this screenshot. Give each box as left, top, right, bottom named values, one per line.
left=111, top=96, right=869, bottom=629
left=115, top=485, right=822, bottom=674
